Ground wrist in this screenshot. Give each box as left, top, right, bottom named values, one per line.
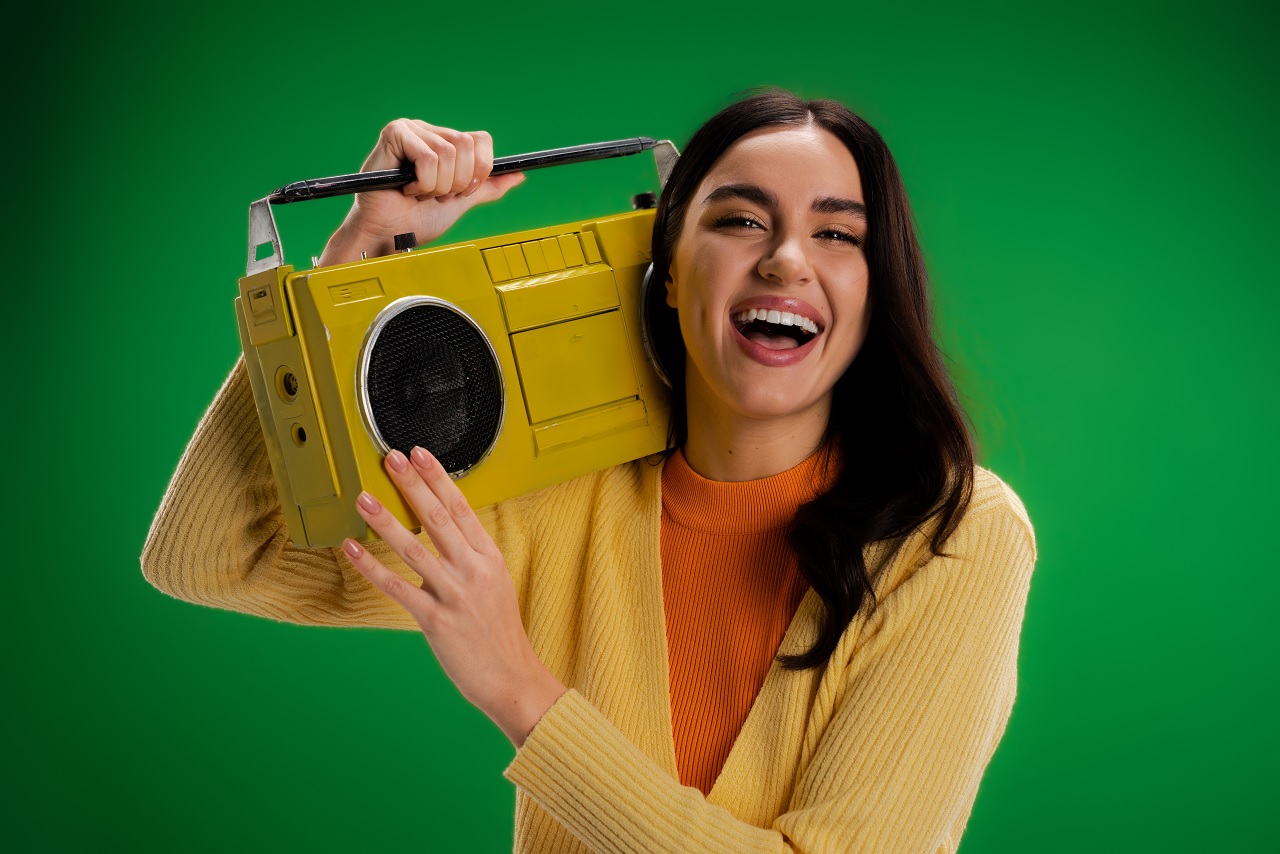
left=317, top=216, right=394, bottom=267
left=494, top=662, right=567, bottom=749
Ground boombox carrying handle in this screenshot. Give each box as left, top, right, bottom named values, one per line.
left=246, top=138, right=680, bottom=277
left=247, top=199, right=285, bottom=276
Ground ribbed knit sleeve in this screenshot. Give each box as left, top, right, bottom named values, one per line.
left=140, top=358, right=530, bottom=629
left=507, top=689, right=791, bottom=852
left=505, top=480, right=1036, bottom=853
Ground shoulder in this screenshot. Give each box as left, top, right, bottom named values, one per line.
left=964, top=466, right=1037, bottom=560
left=867, top=466, right=1036, bottom=606
left=904, top=465, right=1038, bottom=594
left=482, top=458, right=661, bottom=536
left=526, top=457, right=659, bottom=509
left=479, top=459, right=662, bottom=596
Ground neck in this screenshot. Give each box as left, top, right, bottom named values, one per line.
left=681, top=380, right=831, bottom=483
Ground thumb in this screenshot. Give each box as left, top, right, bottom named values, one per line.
left=467, top=171, right=526, bottom=206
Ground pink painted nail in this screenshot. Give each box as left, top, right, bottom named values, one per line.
left=386, top=449, right=409, bottom=472
left=410, top=446, right=433, bottom=468
left=343, top=539, right=363, bottom=558
left=357, top=491, right=381, bottom=513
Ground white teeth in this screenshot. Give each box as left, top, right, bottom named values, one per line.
left=731, top=308, right=821, bottom=335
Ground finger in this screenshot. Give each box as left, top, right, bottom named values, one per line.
left=382, top=450, right=470, bottom=563
left=409, top=446, right=497, bottom=556
left=354, top=489, right=454, bottom=597
left=445, top=129, right=476, bottom=195
left=396, top=128, right=441, bottom=198
left=466, top=130, right=494, bottom=196
left=411, top=121, right=457, bottom=196
left=342, top=537, right=437, bottom=630
left=362, top=119, right=414, bottom=172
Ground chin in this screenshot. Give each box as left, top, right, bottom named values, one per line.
left=728, top=385, right=829, bottom=424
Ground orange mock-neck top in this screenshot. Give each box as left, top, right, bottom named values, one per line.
left=660, top=446, right=840, bottom=795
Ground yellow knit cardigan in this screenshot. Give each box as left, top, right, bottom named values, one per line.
left=142, top=360, right=1037, bottom=853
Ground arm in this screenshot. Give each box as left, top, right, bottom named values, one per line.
left=140, top=359, right=418, bottom=628
left=503, top=490, right=1037, bottom=852
left=141, top=360, right=535, bottom=629
left=141, top=120, right=526, bottom=626
left=318, top=119, right=524, bottom=265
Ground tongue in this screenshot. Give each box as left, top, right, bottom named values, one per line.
left=745, top=330, right=800, bottom=350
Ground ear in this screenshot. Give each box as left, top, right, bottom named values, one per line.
left=664, top=270, right=679, bottom=309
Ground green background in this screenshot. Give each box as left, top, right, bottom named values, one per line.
left=4, top=0, right=1276, bottom=850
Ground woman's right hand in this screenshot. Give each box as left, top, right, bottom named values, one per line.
left=318, top=119, right=526, bottom=266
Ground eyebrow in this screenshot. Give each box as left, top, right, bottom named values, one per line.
left=703, top=183, right=866, bottom=220
left=812, top=195, right=867, bottom=219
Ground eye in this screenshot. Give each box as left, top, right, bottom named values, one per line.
left=711, top=214, right=766, bottom=231
left=816, top=228, right=862, bottom=246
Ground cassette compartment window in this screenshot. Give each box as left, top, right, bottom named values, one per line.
left=510, top=310, right=639, bottom=424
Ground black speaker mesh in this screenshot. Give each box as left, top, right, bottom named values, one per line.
left=364, top=303, right=503, bottom=475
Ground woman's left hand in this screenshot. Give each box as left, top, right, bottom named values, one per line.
left=342, top=445, right=566, bottom=748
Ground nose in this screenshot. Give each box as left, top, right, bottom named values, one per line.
left=756, top=230, right=814, bottom=287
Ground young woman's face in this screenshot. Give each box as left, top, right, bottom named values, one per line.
left=666, top=123, right=871, bottom=432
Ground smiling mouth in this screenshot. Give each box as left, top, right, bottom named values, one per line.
left=731, top=308, right=820, bottom=350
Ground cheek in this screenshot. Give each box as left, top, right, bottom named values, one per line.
left=670, top=255, right=718, bottom=322
left=665, top=252, right=680, bottom=308
left=835, top=272, right=873, bottom=356
left=666, top=240, right=699, bottom=310
left=856, top=279, right=872, bottom=335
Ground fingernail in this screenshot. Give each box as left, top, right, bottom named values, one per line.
left=357, top=491, right=381, bottom=513
left=410, top=446, right=433, bottom=468
left=464, top=177, right=480, bottom=196
left=343, top=539, right=363, bottom=558
left=386, top=449, right=408, bottom=472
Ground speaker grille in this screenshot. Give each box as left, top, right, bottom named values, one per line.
left=360, top=299, right=504, bottom=476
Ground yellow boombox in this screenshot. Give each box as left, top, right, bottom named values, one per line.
left=237, top=138, right=680, bottom=547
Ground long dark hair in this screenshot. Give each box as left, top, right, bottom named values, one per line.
left=646, top=91, right=975, bottom=670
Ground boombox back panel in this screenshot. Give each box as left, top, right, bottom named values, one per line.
left=236, top=209, right=670, bottom=548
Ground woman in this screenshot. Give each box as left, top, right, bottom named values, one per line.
left=143, top=91, right=1036, bottom=852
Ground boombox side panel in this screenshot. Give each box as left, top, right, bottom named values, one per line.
left=287, top=276, right=374, bottom=547
left=237, top=264, right=376, bottom=549
left=235, top=294, right=311, bottom=545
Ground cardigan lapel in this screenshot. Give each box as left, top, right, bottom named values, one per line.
left=705, top=587, right=825, bottom=821
left=704, top=538, right=902, bottom=820
left=574, top=460, right=681, bottom=779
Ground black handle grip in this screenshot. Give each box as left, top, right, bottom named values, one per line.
left=269, top=137, right=657, bottom=205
